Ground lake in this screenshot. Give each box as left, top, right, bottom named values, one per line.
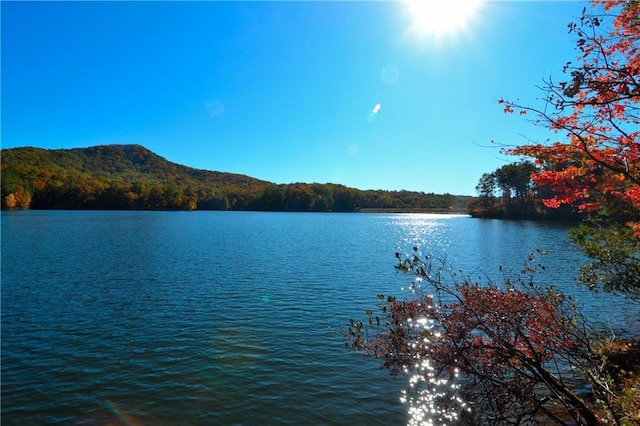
left=2, top=211, right=637, bottom=425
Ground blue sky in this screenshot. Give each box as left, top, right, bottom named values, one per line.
left=2, top=1, right=586, bottom=195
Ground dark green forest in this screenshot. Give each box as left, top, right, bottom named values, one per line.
left=1, top=144, right=472, bottom=212
left=468, top=160, right=583, bottom=221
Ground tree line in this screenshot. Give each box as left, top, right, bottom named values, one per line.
left=1, top=145, right=471, bottom=213
left=469, top=160, right=583, bottom=221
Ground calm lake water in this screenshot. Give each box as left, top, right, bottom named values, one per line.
left=2, top=211, right=638, bottom=425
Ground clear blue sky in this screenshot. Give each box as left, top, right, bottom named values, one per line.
left=2, top=1, right=586, bottom=195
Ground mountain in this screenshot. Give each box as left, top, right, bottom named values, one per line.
left=1, top=144, right=473, bottom=212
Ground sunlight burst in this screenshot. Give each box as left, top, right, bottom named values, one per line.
left=404, top=0, right=483, bottom=38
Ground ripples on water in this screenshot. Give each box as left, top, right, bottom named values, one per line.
left=2, top=211, right=637, bottom=425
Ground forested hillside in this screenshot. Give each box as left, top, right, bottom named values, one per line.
left=1, top=144, right=472, bottom=212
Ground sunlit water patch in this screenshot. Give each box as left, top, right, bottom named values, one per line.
left=400, top=314, right=467, bottom=426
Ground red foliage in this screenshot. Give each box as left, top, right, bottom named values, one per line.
left=368, top=282, right=573, bottom=382
left=502, top=1, right=640, bottom=234
left=437, top=284, right=571, bottom=367
left=346, top=252, right=602, bottom=424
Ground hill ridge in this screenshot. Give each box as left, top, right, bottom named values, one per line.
left=1, top=144, right=473, bottom=212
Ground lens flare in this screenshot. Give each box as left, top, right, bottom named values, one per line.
left=381, top=64, right=400, bottom=84
left=368, top=103, right=382, bottom=122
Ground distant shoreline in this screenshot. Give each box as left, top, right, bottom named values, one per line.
left=3, top=207, right=471, bottom=215
left=357, top=207, right=469, bottom=214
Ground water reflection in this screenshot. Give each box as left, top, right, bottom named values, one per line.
left=386, top=214, right=639, bottom=425
left=387, top=213, right=466, bottom=255
left=396, top=291, right=469, bottom=426
left=386, top=215, right=465, bottom=423
left=402, top=360, right=467, bottom=426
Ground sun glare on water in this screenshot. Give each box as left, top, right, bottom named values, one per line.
left=404, top=0, right=483, bottom=39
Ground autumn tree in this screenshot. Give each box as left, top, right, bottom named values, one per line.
left=500, top=0, right=640, bottom=297
left=346, top=249, right=615, bottom=425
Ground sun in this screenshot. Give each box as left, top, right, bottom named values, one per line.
left=404, top=0, right=483, bottom=38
